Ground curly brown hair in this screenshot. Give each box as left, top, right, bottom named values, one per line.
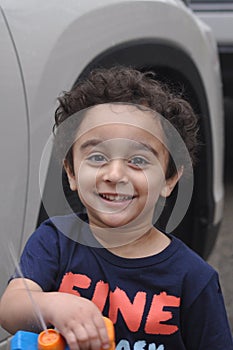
left=54, top=66, right=199, bottom=178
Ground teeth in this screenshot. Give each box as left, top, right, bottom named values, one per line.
left=100, top=193, right=133, bottom=201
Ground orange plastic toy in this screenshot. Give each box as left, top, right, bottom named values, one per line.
left=103, top=317, right=115, bottom=350
left=38, top=329, right=66, bottom=350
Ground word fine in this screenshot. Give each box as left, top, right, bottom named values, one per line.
left=59, top=272, right=180, bottom=335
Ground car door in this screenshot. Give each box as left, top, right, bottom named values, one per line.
left=191, top=0, right=233, bottom=178
left=0, top=7, right=29, bottom=348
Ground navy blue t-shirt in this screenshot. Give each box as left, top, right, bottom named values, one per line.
left=15, top=214, right=233, bottom=350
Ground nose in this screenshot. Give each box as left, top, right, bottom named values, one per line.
left=102, top=159, right=128, bottom=183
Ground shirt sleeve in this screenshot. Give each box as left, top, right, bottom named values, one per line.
left=12, top=220, right=61, bottom=291
left=182, top=272, right=233, bottom=350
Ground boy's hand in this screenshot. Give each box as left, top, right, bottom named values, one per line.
left=44, top=292, right=110, bottom=350
left=0, top=278, right=110, bottom=350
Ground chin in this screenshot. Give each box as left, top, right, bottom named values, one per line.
left=91, top=213, right=136, bottom=229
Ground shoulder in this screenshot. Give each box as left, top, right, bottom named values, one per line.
left=27, top=212, right=99, bottom=251
left=31, top=213, right=87, bottom=240
left=169, top=234, right=217, bottom=305
left=17, top=214, right=89, bottom=290
left=169, top=233, right=215, bottom=274
left=23, top=214, right=84, bottom=256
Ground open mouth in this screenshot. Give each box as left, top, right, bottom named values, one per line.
left=99, top=193, right=134, bottom=202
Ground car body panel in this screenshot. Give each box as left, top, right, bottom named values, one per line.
left=0, top=7, right=29, bottom=343
left=196, top=11, right=233, bottom=45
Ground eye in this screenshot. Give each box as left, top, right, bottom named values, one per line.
left=87, top=153, right=108, bottom=164
left=128, top=156, right=149, bottom=168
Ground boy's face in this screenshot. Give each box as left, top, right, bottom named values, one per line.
left=65, top=104, right=180, bottom=231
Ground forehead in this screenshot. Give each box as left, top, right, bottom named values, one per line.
left=76, top=103, right=165, bottom=143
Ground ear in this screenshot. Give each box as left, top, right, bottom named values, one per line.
left=63, top=160, right=77, bottom=191
left=160, top=166, right=183, bottom=198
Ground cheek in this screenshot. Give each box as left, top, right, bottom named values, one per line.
left=76, top=164, right=99, bottom=196
left=145, top=167, right=166, bottom=200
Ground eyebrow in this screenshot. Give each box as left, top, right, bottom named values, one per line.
left=136, top=142, right=159, bottom=158
left=80, top=139, right=102, bottom=151
left=80, top=138, right=159, bottom=157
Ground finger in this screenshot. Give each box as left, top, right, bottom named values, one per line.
left=93, top=315, right=110, bottom=349
left=75, top=323, right=93, bottom=350
left=65, top=330, right=80, bottom=350
left=84, top=322, right=102, bottom=350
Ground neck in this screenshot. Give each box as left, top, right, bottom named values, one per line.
left=89, top=219, right=153, bottom=248
left=90, top=224, right=171, bottom=258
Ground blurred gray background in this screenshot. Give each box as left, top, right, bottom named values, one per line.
left=207, top=161, right=233, bottom=333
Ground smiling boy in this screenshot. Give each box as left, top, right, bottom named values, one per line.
left=0, top=67, right=232, bottom=350
left=64, top=103, right=181, bottom=253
